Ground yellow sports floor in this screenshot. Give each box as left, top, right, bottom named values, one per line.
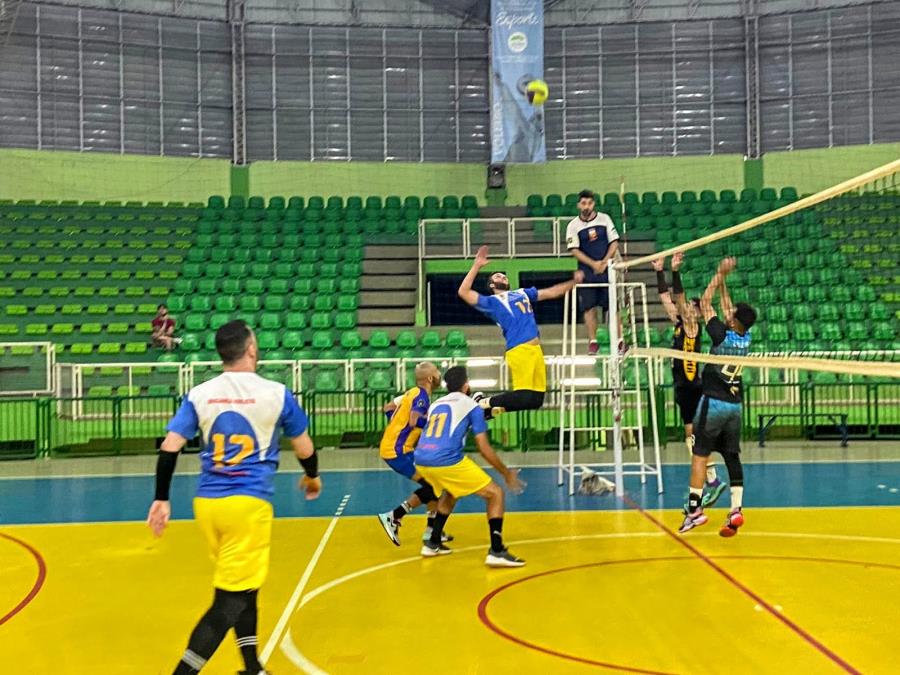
left=2, top=508, right=900, bottom=674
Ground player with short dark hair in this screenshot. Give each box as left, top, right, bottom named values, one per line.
left=147, top=320, right=322, bottom=674
left=566, top=189, right=620, bottom=354
left=376, top=361, right=453, bottom=546
left=458, top=245, right=583, bottom=419
left=651, top=252, right=726, bottom=508
left=414, top=365, right=526, bottom=567
left=679, top=259, right=757, bottom=537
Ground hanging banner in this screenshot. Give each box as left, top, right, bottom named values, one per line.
left=490, top=0, right=545, bottom=164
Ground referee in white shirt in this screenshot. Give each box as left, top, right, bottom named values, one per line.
left=565, top=190, right=620, bottom=354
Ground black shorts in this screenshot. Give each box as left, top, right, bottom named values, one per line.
left=691, top=395, right=742, bottom=457
left=577, top=286, right=608, bottom=313
left=674, top=383, right=703, bottom=425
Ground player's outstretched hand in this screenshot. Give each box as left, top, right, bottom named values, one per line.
left=147, top=500, right=171, bottom=537
left=573, top=270, right=585, bottom=284
left=300, top=475, right=322, bottom=501
left=718, top=257, right=737, bottom=275
left=672, top=251, right=684, bottom=270
left=474, top=245, right=490, bottom=268
left=650, top=257, right=664, bottom=272
left=504, top=468, right=526, bottom=495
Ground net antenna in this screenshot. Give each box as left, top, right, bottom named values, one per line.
left=604, top=158, right=900, bottom=496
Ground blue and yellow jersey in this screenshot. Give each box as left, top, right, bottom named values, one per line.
left=166, top=372, right=308, bottom=501
left=379, top=386, right=430, bottom=459
left=475, top=287, right=540, bottom=351
left=414, top=392, right=488, bottom=468
left=703, top=317, right=752, bottom=404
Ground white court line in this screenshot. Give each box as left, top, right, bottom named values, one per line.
left=279, top=529, right=900, bottom=674
left=259, top=493, right=350, bottom=666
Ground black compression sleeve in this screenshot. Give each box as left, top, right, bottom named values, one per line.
left=298, top=451, right=319, bottom=478
left=656, top=271, right=668, bottom=295
left=672, top=270, right=684, bottom=296
left=154, top=451, right=178, bottom=501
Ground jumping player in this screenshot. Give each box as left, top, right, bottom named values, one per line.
left=376, top=362, right=453, bottom=546
left=679, top=258, right=756, bottom=537
left=458, top=244, right=583, bottom=418
left=146, top=320, right=322, bottom=675
left=414, top=366, right=526, bottom=567
left=652, top=252, right=726, bottom=508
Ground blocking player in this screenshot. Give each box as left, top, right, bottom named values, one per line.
left=146, top=320, right=322, bottom=675
left=651, top=252, right=726, bottom=508
left=679, top=258, right=756, bottom=537
left=458, top=244, right=583, bottom=419
left=414, top=366, right=526, bottom=567
left=566, top=189, right=620, bottom=354
left=376, top=361, right=453, bottom=546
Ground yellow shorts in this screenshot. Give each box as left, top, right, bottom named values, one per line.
left=193, top=495, right=273, bottom=591
left=505, top=342, right=547, bottom=392
left=415, top=456, right=492, bottom=498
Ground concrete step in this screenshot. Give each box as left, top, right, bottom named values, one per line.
left=359, top=290, right=416, bottom=307
left=365, top=244, right=418, bottom=259
left=358, top=308, right=415, bottom=325
left=363, top=259, right=417, bottom=275
left=361, top=275, right=417, bottom=291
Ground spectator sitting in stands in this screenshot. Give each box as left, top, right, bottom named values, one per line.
left=151, top=304, right=180, bottom=351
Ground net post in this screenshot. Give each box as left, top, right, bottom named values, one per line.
left=567, top=282, right=578, bottom=495
left=607, top=263, right=625, bottom=496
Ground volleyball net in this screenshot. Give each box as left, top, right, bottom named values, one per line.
left=592, top=159, right=900, bottom=495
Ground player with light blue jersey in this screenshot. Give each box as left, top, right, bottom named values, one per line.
left=146, top=321, right=322, bottom=675
left=679, top=258, right=757, bottom=538
left=413, top=366, right=527, bottom=568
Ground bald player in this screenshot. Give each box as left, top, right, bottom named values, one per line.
left=377, top=362, right=450, bottom=546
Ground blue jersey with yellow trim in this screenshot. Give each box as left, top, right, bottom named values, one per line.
left=166, top=371, right=308, bottom=501
left=414, top=392, right=488, bottom=467
left=379, top=386, right=430, bottom=459
left=474, top=287, right=540, bottom=351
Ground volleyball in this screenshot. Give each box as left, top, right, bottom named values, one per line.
left=526, top=79, right=548, bottom=105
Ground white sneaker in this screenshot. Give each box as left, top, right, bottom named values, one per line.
left=421, top=541, right=452, bottom=557
left=376, top=512, right=400, bottom=546
left=485, top=548, right=526, bottom=568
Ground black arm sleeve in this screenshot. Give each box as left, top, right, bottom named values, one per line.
left=656, top=271, right=668, bottom=295
left=154, top=451, right=179, bottom=501
left=298, top=451, right=319, bottom=478
left=706, top=317, right=728, bottom=347
left=672, top=270, right=684, bottom=296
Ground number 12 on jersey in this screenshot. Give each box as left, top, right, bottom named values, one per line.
left=212, top=433, right=254, bottom=469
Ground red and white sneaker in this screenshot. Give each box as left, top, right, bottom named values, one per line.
left=719, top=508, right=744, bottom=538
left=588, top=340, right=600, bottom=355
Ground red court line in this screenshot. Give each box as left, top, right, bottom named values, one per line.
left=623, top=495, right=862, bottom=675
left=0, top=532, right=48, bottom=626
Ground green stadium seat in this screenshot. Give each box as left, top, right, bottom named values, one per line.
left=197, top=279, right=218, bottom=295
left=70, top=343, right=94, bottom=356
left=98, top=343, right=121, bottom=356
left=259, top=313, right=282, bottom=330
left=185, top=314, right=208, bottom=331
left=256, top=331, right=279, bottom=350
left=209, top=313, right=229, bottom=330
left=5, top=304, right=27, bottom=316
left=334, top=312, right=356, bottom=330
left=420, top=330, right=441, bottom=349
left=340, top=331, right=363, bottom=352
left=147, top=384, right=173, bottom=396
left=445, top=330, right=467, bottom=348
left=124, top=343, right=147, bottom=355
left=215, top=296, right=236, bottom=312
left=25, top=323, right=48, bottom=336
left=190, top=296, right=212, bottom=312
left=87, top=386, right=113, bottom=398
left=869, top=303, right=890, bottom=320
left=282, top=331, right=304, bottom=350
left=284, top=313, right=307, bottom=330
left=310, top=312, right=331, bottom=329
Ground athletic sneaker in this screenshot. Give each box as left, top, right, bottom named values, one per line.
left=588, top=340, right=599, bottom=355
left=678, top=508, right=708, bottom=534
left=376, top=512, right=401, bottom=546
left=701, top=478, right=728, bottom=508
left=420, top=541, right=453, bottom=557
left=719, top=508, right=744, bottom=538
left=485, top=548, right=526, bottom=568
left=422, top=527, right=454, bottom=543
left=473, top=392, right=494, bottom=421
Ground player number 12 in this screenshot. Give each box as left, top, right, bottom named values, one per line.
left=211, top=433, right=254, bottom=469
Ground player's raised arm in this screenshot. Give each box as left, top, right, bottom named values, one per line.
left=700, top=257, right=734, bottom=323
left=473, top=432, right=525, bottom=494
left=652, top=257, right=679, bottom=324
left=536, top=269, right=585, bottom=302
left=458, top=245, right=490, bottom=306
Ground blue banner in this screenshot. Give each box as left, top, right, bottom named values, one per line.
left=490, top=0, right=545, bottom=164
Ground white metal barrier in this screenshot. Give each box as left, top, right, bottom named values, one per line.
left=0, top=341, right=55, bottom=396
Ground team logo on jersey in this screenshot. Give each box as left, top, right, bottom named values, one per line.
left=588, top=228, right=598, bottom=241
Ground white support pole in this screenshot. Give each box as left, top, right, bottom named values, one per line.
left=607, top=264, right=625, bottom=496
left=557, top=288, right=569, bottom=486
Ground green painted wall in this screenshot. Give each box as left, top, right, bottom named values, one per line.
left=249, top=161, right=486, bottom=203
left=0, top=149, right=231, bottom=202
left=505, top=154, right=746, bottom=205
left=763, top=143, right=900, bottom=195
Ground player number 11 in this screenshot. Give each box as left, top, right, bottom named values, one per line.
left=425, top=413, right=448, bottom=438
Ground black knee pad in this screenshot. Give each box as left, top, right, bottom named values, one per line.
left=414, top=483, right=436, bottom=504
left=722, top=452, right=744, bottom=487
